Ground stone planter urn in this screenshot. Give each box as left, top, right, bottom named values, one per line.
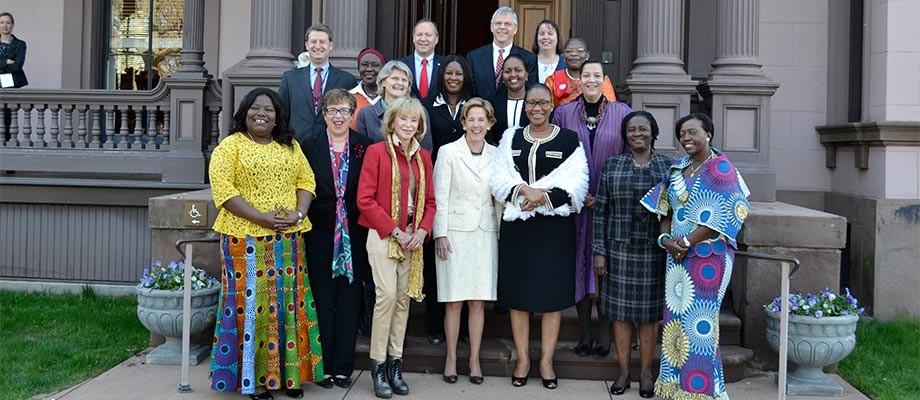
left=137, top=286, right=219, bottom=365
left=765, top=310, right=858, bottom=396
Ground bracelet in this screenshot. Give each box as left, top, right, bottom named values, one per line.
left=657, top=233, right=672, bottom=249
left=295, top=210, right=305, bottom=225
left=681, top=236, right=691, bottom=248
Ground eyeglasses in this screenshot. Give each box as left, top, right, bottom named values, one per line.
left=564, top=48, right=588, bottom=55
left=323, top=108, right=353, bottom=116
left=524, top=100, right=553, bottom=108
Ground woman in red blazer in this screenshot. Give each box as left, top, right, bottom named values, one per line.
left=356, top=97, right=436, bottom=398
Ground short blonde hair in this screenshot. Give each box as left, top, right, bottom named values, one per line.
left=381, top=97, right=428, bottom=142
left=461, top=97, right=497, bottom=126
left=376, top=60, right=413, bottom=96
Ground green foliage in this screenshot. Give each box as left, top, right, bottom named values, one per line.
left=0, top=290, right=149, bottom=400
left=839, top=317, right=920, bottom=400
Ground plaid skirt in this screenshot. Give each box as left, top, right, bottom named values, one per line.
left=598, top=239, right=667, bottom=323
left=209, top=232, right=324, bottom=394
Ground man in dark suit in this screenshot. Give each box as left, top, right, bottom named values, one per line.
left=278, top=23, right=358, bottom=142
left=398, top=19, right=441, bottom=104
left=465, top=7, right=538, bottom=99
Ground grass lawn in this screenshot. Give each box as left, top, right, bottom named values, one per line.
left=0, top=289, right=149, bottom=400
left=838, top=317, right=920, bottom=400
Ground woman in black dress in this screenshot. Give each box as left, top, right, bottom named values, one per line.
left=491, top=83, right=589, bottom=390
left=592, top=111, right=671, bottom=397
left=302, top=89, right=373, bottom=390
left=425, top=55, right=473, bottom=159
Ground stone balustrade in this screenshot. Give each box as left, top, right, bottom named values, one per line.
left=0, top=79, right=222, bottom=183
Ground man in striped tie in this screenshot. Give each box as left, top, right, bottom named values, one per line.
left=278, top=23, right=357, bottom=143
left=465, top=7, right=538, bottom=100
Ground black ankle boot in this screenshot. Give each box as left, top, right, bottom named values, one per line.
left=371, top=359, right=393, bottom=398
left=386, top=356, right=409, bottom=395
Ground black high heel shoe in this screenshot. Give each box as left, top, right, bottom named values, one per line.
left=442, top=374, right=458, bottom=384
left=285, top=388, right=303, bottom=398
left=469, top=375, right=484, bottom=384
left=610, top=381, right=631, bottom=395
left=541, top=377, right=558, bottom=390
left=511, top=376, right=528, bottom=387
left=639, top=374, right=655, bottom=398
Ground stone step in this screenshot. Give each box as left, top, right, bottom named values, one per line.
left=354, top=336, right=752, bottom=383
left=404, top=302, right=742, bottom=346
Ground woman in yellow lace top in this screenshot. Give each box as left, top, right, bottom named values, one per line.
left=208, top=87, right=323, bottom=400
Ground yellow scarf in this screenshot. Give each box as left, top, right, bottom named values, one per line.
left=384, top=134, right=426, bottom=302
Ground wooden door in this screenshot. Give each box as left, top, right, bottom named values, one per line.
left=500, top=0, right=572, bottom=48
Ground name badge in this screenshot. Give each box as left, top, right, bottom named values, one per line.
left=545, top=150, right=563, bottom=159
left=511, top=149, right=521, bottom=157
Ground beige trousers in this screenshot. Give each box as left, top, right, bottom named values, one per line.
left=367, top=229, right=412, bottom=361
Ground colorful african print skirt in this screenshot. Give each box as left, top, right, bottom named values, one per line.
left=655, top=241, right=734, bottom=400
left=210, top=232, right=324, bottom=395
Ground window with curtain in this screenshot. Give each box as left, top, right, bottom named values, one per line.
left=105, top=0, right=184, bottom=90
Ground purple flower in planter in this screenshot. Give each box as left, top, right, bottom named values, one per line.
left=815, top=310, right=823, bottom=318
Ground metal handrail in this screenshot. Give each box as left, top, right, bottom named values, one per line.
left=734, top=250, right=800, bottom=400
left=174, top=234, right=219, bottom=393
left=736, top=250, right=801, bottom=275
left=175, top=234, right=220, bottom=258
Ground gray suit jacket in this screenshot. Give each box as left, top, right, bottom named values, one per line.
left=354, top=101, right=433, bottom=150
left=278, top=65, right=357, bottom=142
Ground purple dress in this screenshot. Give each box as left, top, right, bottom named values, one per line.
left=552, top=99, right=632, bottom=302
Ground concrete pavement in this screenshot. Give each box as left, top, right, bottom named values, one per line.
left=43, top=351, right=869, bottom=400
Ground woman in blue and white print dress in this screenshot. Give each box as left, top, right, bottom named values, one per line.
left=640, top=113, right=750, bottom=400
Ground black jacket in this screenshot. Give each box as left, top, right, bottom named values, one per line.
left=278, top=65, right=357, bottom=142
left=466, top=44, right=537, bottom=100
left=0, top=35, right=28, bottom=88
left=486, top=88, right=529, bottom=146
left=423, top=96, right=465, bottom=160
left=301, top=130, right=373, bottom=281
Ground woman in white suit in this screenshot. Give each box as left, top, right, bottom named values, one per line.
left=433, top=97, right=500, bottom=385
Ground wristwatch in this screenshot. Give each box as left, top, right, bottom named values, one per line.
left=296, top=210, right=305, bottom=225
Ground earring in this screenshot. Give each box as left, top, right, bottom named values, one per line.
left=706, top=137, right=710, bottom=142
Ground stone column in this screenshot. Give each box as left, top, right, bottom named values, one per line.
left=173, top=0, right=206, bottom=77
left=710, top=0, right=763, bottom=77
left=323, top=0, right=368, bottom=75
left=698, top=0, right=779, bottom=201
left=243, top=0, right=295, bottom=68
left=222, top=0, right=296, bottom=135
left=629, top=0, right=690, bottom=77
left=624, top=0, right=697, bottom=153
left=161, top=0, right=211, bottom=183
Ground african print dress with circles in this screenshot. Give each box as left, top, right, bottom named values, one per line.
left=207, top=134, right=324, bottom=395
left=640, top=149, right=750, bottom=400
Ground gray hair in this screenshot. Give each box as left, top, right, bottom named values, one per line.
left=491, top=7, right=518, bottom=26
left=376, top=60, right=414, bottom=95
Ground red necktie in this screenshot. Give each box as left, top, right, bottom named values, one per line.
left=312, top=66, right=324, bottom=109
left=495, top=49, right=505, bottom=88
left=419, top=59, right=429, bottom=99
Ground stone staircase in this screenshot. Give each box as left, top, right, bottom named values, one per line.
left=355, top=303, right=753, bottom=382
